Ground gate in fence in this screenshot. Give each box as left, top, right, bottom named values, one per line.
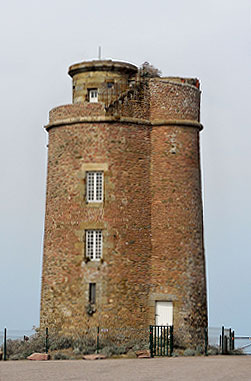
left=220, top=326, right=235, bottom=354
left=149, top=325, right=173, bottom=357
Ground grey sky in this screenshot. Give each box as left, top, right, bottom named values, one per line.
left=0, top=0, right=250, bottom=334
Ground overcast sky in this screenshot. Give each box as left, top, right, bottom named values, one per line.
left=0, top=0, right=250, bottom=335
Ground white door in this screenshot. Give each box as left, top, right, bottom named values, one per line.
left=155, top=301, right=173, bottom=326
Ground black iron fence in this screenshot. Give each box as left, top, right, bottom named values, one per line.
left=1, top=325, right=249, bottom=360
left=220, top=326, right=235, bottom=354
left=149, top=325, right=173, bottom=357
left=0, top=326, right=149, bottom=360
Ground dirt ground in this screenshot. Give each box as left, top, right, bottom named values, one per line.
left=0, top=356, right=251, bottom=381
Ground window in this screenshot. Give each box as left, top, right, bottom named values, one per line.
left=86, top=230, right=102, bottom=261
left=89, top=283, right=96, bottom=304
left=86, top=171, right=103, bottom=202
left=88, top=88, right=98, bottom=103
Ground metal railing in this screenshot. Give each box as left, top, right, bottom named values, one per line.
left=1, top=325, right=250, bottom=360
left=149, top=325, right=173, bottom=357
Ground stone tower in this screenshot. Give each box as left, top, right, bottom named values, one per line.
left=40, top=59, right=207, bottom=347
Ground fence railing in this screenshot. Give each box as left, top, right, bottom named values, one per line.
left=220, top=326, right=235, bottom=354
left=0, top=326, right=149, bottom=360
left=149, top=325, right=173, bottom=357
left=1, top=325, right=249, bottom=360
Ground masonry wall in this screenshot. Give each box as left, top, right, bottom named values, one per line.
left=49, top=103, right=105, bottom=121
left=149, top=125, right=207, bottom=346
left=149, top=78, right=200, bottom=122
left=148, top=79, right=207, bottom=346
left=105, top=81, right=150, bottom=120
left=40, top=108, right=152, bottom=331
left=69, top=60, right=137, bottom=105
left=40, top=62, right=207, bottom=347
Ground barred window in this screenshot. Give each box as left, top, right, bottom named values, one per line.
left=86, top=230, right=102, bottom=261
left=86, top=172, right=103, bottom=202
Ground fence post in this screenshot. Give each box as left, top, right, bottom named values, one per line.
left=166, top=326, right=169, bottom=357
left=3, top=328, right=7, bottom=361
left=221, top=326, right=224, bottom=354
left=149, top=325, right=153, bottom=358
left=169, top=326, right=173, bottom=356
left=96, top=326, right=100, bottom=354
left=160, top=326, right=163, bottom=356
left=45, top=328, right=49, bottom=354
left=204, top=327, right=208, bottom=356
left=229, top=328, right=232, bottom=352
left=232, top=330, right=235, bottom=350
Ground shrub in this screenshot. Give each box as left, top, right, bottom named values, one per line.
left=73, top=335, right=96, bottom=353
left=0, top=329, right=149, bottom=360
left=183, top=348, right=195, bottom=356
left=101, top=346, right=113, bottom=357
left=131, top=342, right=148, bottom=352
left=230, top=348, right=244, bottom=355
left=195, top=345, right=204, bottom=355
left=207, top=346, right=219, bottom=355
left=73, top=347, right=81, bottom=355
left=81, top=345, right=96, bottom=355
left=139, top=62, right=161, bottom=78
left=49, top=335, right=73, bottom=351
left=9, top=353, right=26, bottom=360
left=100, top=344, right=127, bottom=357
left=0, top=333, right=46, bottom=359
left=53, top=352, right=70, bottom=360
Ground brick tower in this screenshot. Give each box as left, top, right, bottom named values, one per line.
left=40, top=59, right=207, bottom=347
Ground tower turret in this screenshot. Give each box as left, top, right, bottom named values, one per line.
left=68, top=60, right=137, bottom=104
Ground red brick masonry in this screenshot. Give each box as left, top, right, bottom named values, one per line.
left=40, top=60, right=207, bottom=348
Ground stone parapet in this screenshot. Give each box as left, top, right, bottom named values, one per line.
left=49, top=103, right=105, bottom=123
left=149, top=78, right=200, bottom=122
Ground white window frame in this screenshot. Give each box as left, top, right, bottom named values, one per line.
left=86, top=230, right=102, bottom=261
left=88, top=88, right=98, bottom=103
left=86, top=171, right=103, bottom=203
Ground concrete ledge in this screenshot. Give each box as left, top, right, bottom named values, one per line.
left=45, top=117, right=203, bottom=131
left=151, top=119, right=203, bottom=130
left=148, top=293, right=178, bottom=307
left=69, top=60, right=138, bottom=77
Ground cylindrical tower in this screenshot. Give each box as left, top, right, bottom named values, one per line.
left=40, top=59, right=207, bottom=348
left=148, top=78, right=207, bottom=346
left=40, top=60, right=152, bottom=332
